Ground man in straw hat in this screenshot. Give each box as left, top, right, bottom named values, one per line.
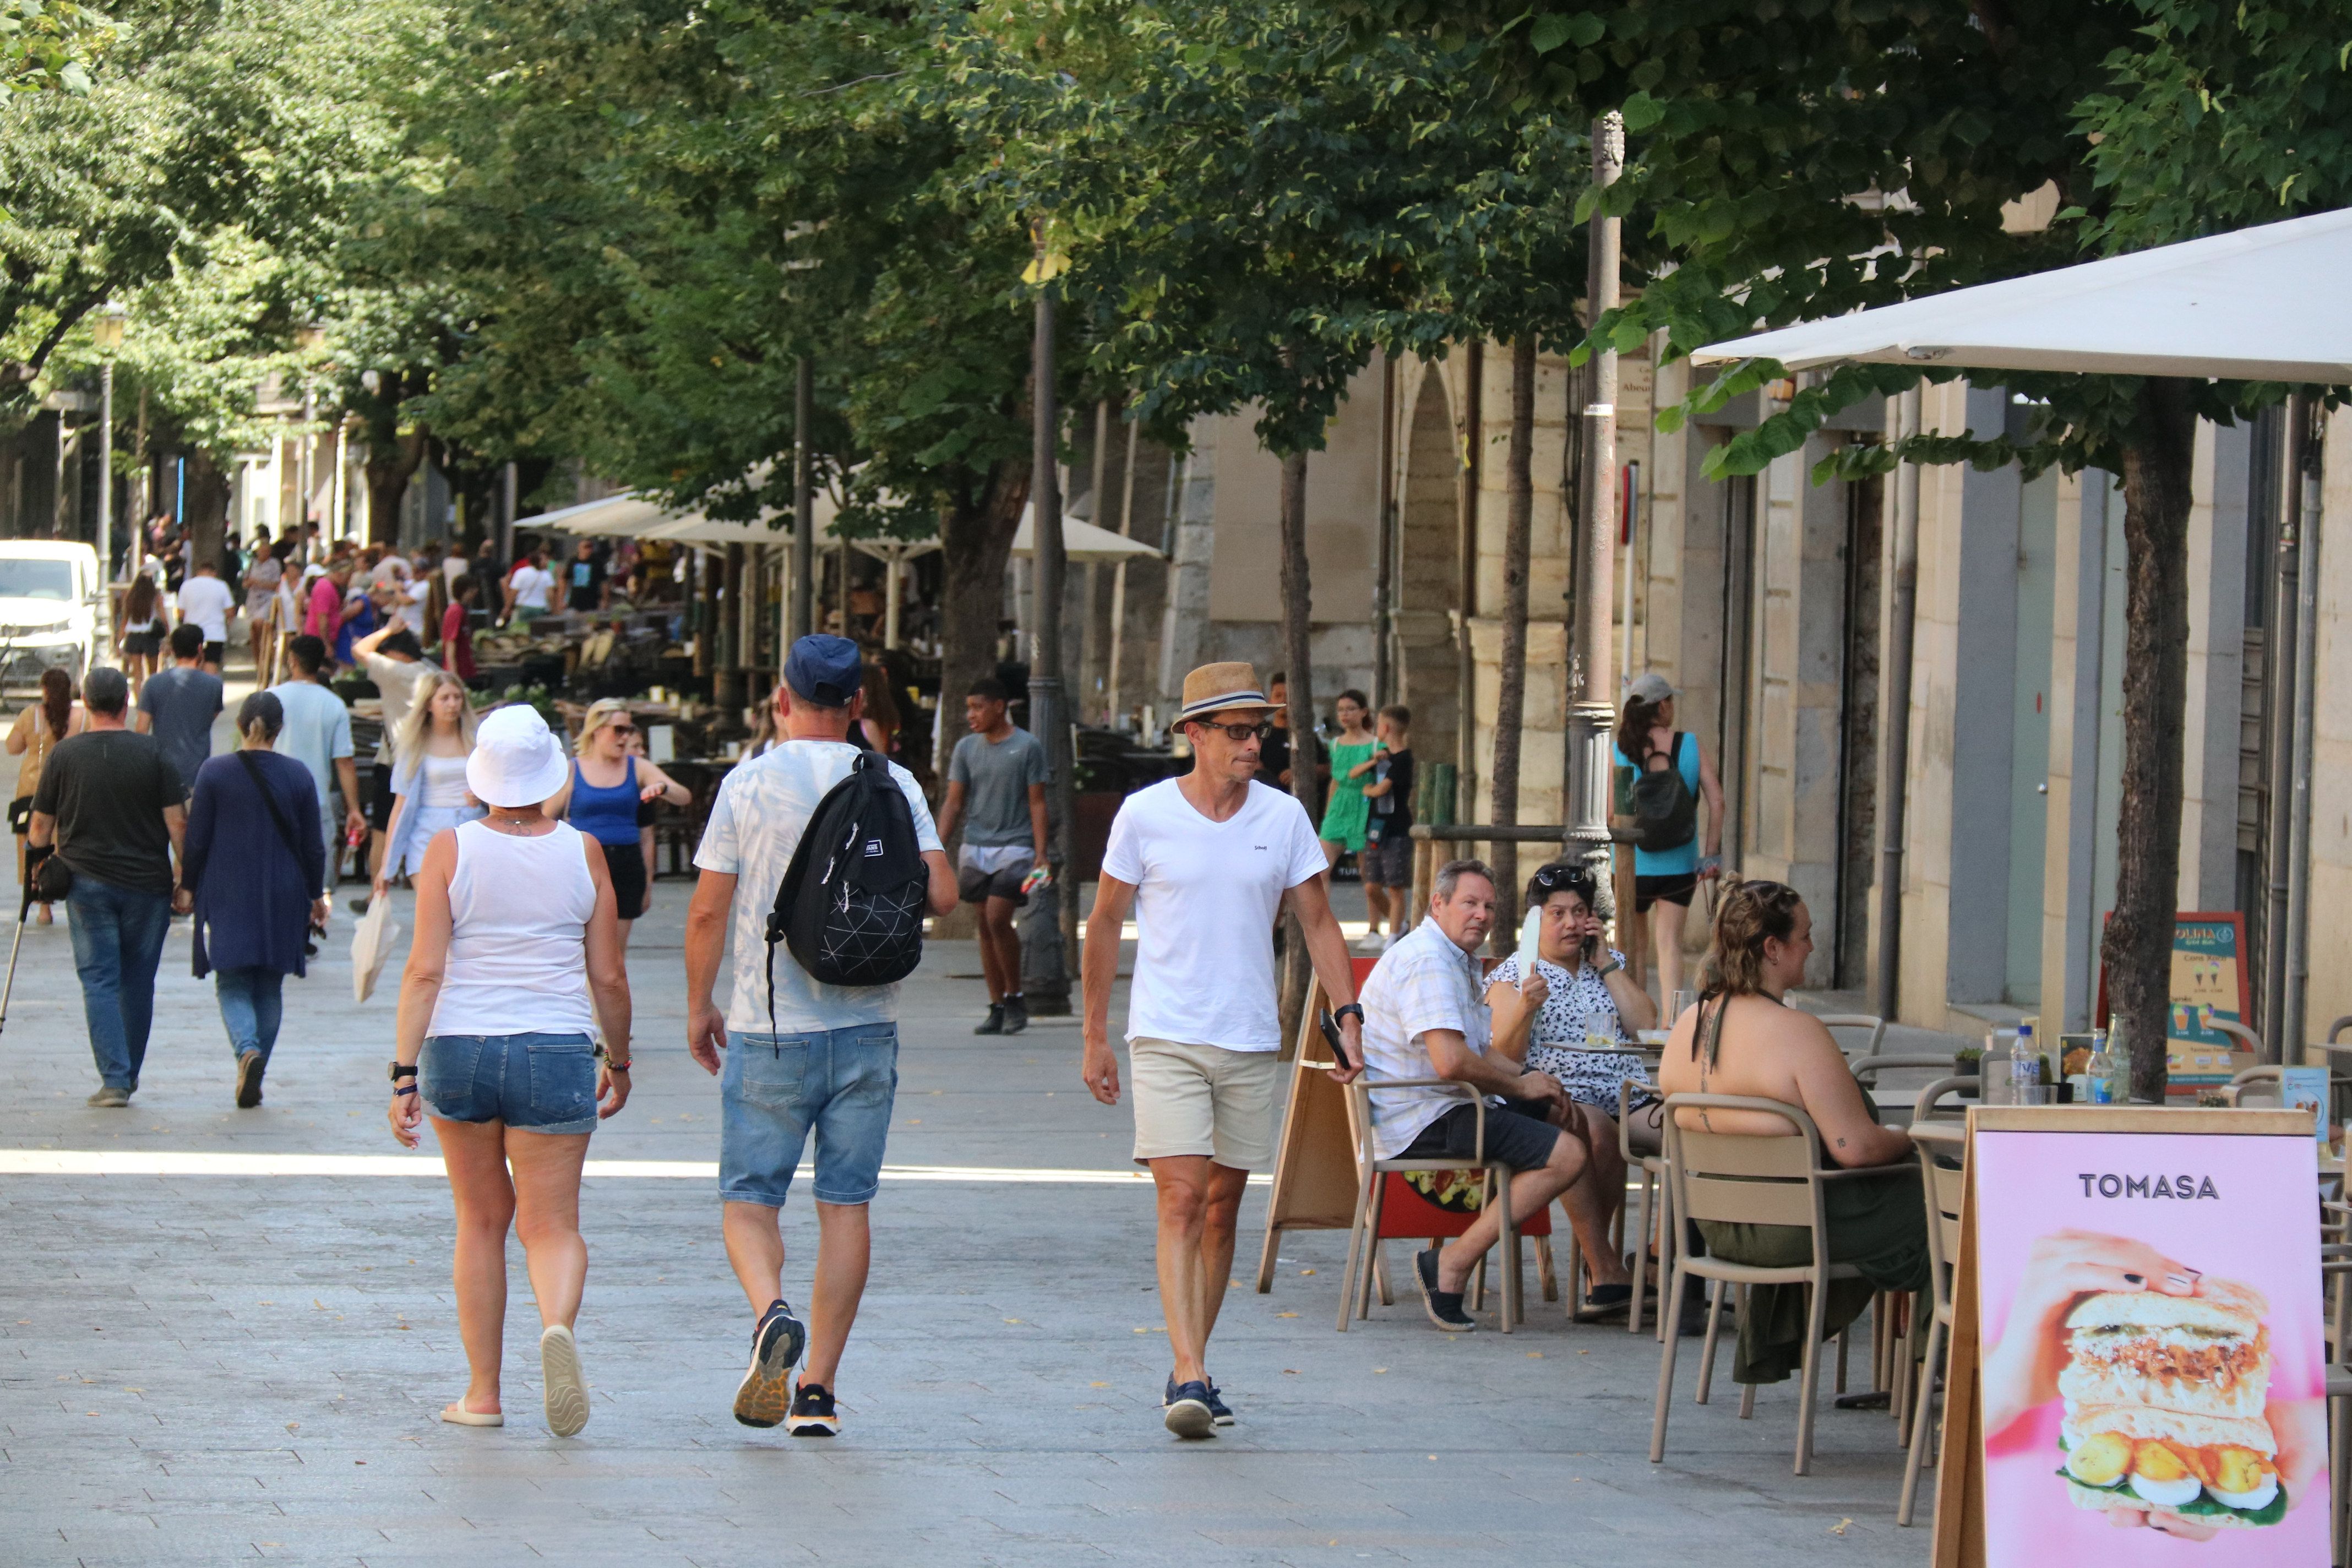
left=1081, top=661, right=1365, bottom=1439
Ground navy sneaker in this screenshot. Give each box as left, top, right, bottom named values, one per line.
left=1164, top=1375, right=1235, bottom=1427
left=733, top=1299, right=805, bottom=1428
left=1162, top=1379, right=1215, bottom=1439
left=1415, top=1246, right=1476, bottom=1332
left=1002, top=995, right=1029, bottom=1035
left=787, top=1380, right=840, bottom=1436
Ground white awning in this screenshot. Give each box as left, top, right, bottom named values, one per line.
left=1691, top=207, right=2352, bottom=384
left=1015, top=505, right=1162, bottom=562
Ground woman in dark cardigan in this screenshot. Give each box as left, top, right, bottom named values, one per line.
left=184, top=691, right=329, bottom=1108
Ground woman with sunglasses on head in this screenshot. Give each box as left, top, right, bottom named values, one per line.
left=547, top=698, right=689, bottom=944
left=1655, top=879, right=1923, bottom=1379
left=1487, top=861, right=1657, bottom=1310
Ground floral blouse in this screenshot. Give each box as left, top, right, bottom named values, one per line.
left=1488, top=949, right=1654, bottom=1111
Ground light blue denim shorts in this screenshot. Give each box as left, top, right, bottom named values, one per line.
left=418, top=1031, right=600, bottom=1136
left=720, top=1023, right=899, bottom=1207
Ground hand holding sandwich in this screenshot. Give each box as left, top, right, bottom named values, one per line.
left=1984, top=1228, right=2204, bottom=1438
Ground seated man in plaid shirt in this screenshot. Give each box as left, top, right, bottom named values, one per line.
left=1356, top=858, right=1593, bottom=1331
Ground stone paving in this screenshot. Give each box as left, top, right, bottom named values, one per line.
left=1, top=870, right=1939, bottom=1567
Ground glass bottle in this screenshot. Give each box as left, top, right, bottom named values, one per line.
left=2084, top=1029, right=2115, bottom=1104
left=2101, top=1018, right=2133, bottom=1105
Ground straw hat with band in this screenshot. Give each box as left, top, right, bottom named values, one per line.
left=1173, top=661, right=1283, bottom=731
left=466, top=705, right=573, bottom=809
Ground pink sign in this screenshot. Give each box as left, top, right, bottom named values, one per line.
left=1973, top=1129, right=2327, bottom=1564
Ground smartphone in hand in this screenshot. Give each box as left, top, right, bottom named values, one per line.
left=1317, top=1009, right=1356, bottom=1072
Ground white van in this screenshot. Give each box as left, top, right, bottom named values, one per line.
left=0, top=540, right=102, bottom=691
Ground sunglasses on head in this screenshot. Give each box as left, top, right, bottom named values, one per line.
left=1530, top=864, right=1595, bottom=895
left=1190, top=720, right=1272, bottom=743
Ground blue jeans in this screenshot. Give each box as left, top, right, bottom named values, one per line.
left=720, top=1023, right=899, bottom=1207
left=65, top=876, right=172, bottom=1091
left=215, top=967, right=286, bottom=1065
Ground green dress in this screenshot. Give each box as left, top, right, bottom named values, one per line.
left=1318, top=739, right=1376, bottom=850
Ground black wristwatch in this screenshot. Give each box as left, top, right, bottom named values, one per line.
left=388, top=1061, right=418, bottom=1083
left=1332, top=1003, right=1364, bottom=1026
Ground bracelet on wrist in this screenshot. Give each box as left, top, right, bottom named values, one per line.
left=605, top=1060, right=631, bottom=1073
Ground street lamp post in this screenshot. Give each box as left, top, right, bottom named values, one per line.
left=1566, top=115, right=1625, bottom=914
left=90, top=302, right=128, bottom=651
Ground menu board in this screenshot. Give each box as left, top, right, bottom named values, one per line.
left=2095, top=913, right=2252, bottom=1090
left=1970, top=1123, right=2327, bottom=1564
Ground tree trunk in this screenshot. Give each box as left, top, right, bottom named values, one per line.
left=2104, top=378, right=2197, bottom=1101
left=185, top=450, right=232, bottom=573
left=1490, top=335, right=1537, bottom=949
left=365, top=427, right=427, bottom=547
left=1278, top=445, right=1317, bottom=1041
left=934, top=461, right=1031, bottom=780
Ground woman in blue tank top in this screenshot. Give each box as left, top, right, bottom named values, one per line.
left=547, top=699, right=690, bottom=943
left=1610, top=673, right=1724, bottom=1013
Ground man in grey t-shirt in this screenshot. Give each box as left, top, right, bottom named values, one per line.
left=135, top=623, right=223, bottom=794
left=934, top=677, right=1047, bottom=1035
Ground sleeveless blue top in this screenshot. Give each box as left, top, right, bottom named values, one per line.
left=568, top=755, right=641, bottom=848
left=1611, top=731, right=1701, bottom=876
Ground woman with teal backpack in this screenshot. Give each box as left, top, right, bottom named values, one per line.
left=1611, top=673, right=1723, bottom=1013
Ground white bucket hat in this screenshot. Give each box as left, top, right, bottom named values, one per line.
left=465, top=704, right=571, bottom=809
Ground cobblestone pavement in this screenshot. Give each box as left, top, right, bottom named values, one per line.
left=1, top=878, right=1935, bottom=1566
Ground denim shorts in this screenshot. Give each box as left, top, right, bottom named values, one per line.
left=418, top=1031, right=600, bottom=1136
left=720, top=1023, right=899, bottom=1207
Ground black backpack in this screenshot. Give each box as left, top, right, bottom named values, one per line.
left=1627, top=732, right=1698, bottom=854
left=763, top=751, right=928, bottom=1025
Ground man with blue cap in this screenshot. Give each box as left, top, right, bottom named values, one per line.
left=685, top=634, right=956, bottom=1438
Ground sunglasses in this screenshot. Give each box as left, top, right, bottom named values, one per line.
left=1529, top=864, right=1596, bottom=894
left=1190, top=720, right=1272, bottom=743
left=607, top=722, right=638, bottom=737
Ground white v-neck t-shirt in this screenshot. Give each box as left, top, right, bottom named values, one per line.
left=1101, top=777, right=1327, bottom=1052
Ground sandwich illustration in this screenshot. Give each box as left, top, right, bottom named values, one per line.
left=2055, top=1280, right=2286, bottom=1527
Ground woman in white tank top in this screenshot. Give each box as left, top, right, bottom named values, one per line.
left=386, top=705, right=631, bottom=1438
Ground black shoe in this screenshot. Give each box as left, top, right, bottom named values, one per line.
left=1678, top=1298, right=1717, bottom=1338
left=733, top=1299, right=805, bottom=1428
left=974, top=1004, right=1005, bottom=1036
left=235, top=1050, right=265, bottom=1109
left=1414, top=1246, right=1476, bottom=1332
left=787, top=1380, right=840, bottom=1436
left=347, top=896, right=372, bottom=916
left=1001, top=995, right=1028, bottom=1035
left=1164, top=1375, right=1235, bottom=1427
left=1581, top=1282, right=1635, bottom=1314
left=1162, top=1380, right=1215, bottom=1439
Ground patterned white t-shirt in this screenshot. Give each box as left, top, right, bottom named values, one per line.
left=1488, top=949, right=1654, bottom=1110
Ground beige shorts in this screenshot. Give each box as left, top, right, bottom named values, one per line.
left=1128, top=1037, right=1279, bottom=1170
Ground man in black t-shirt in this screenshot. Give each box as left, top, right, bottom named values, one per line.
left=565, top=537, right=609, bottom=613
left=1255, top=671, right=1325, bottom=814
left=1362, top=704, right=1418, bottom=945
left=30, top=666, right=190, bottom=1108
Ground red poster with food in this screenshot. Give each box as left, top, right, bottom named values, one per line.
left=1973, top=1128, right=2328, bottom=1562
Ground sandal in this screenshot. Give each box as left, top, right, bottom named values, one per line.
left=439, top=1401, right=503, bottom=1427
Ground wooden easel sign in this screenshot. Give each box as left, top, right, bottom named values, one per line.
left=1934, top=1107, right=2326, bottom=1567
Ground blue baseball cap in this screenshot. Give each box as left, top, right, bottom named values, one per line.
left=785, top=634, right=863, bottom=707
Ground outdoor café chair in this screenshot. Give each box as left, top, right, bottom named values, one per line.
left=1817, top=1012, right=1888, bottom=1059
left=1617, top=1076, right=1672, bottom=1338
left=2225, top=1064, right=2286, bottom=1108
left=1650, top=1092, right=1892, bottom=1476
left=1337, top=1073, right=1525, bottom=1335
left=1911, top=1077, right=1972, bottom=1123
left=1898, top=1121, right=1967, bottom=1526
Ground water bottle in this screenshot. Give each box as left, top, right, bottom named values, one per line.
left=2084, top=1029, right=2115, bottom=1104
left=2010, top=1021, right=2041, bottom=1104
left=2101, top=1019, right=2133, bottom=1106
